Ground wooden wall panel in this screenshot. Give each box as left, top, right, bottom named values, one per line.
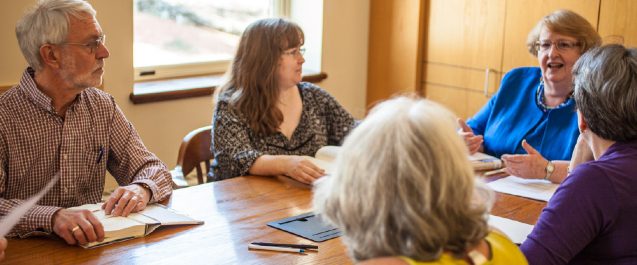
left=366, top=0, right=426, bottom=107
left=598, top=0, right=637, bottom=47
left=423, top=0, right=504, bottom=119
left=425, top=0, right=505, bottom=70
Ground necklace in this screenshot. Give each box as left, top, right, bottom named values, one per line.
left=535, top=79, right=573, bottom=112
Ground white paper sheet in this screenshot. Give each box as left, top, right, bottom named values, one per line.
left=487, top=176, right=558, bottom=202
left=488, top=215, right=534, bottom=244
left=0, top=174, right=60, bottom=237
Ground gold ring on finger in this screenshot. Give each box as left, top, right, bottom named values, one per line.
left=71, top=226, right=81, bottom=233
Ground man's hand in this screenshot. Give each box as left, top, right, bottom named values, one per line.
left=501, top=140, right=547, bottom=179
left=457, top=118, right=483, bottom=154
left=52, top=209, right=104, bottom=245
left=102, top=184, right=151, bottom=217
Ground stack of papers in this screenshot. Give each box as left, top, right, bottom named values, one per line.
left=487, top=176, right=558, bottom=202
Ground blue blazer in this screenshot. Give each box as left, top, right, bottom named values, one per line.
left=467, top=67, right=578, bottom=160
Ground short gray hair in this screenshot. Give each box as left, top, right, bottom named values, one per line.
left=573, top=44, right=637, bottom=141
left=15, top=0, right=96, bottom=71
left=313, top=96, right=494, bottom=262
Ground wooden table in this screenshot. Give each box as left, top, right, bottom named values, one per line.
left=3, top=175, right=546, bottom=264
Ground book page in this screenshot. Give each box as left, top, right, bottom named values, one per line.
left=306, top=145, right=340, bottom=175
left=91, top=210, right=147, bottom=237
left=488, top=215, right=534, bottom=244
left=487, top=176, right=558, bottom=202
left=71, top=204, right=151, bottom=248
left=314, top=146, right=339, bottom=162
left=303, top=156, right=334, bottom=175
left=73, top=203, right=202, bottom=248
left=69, top=203, right=102, bottom=212
left=79, top=210, right=147, bottom=248
left=138, top=204, right=202, bottom=225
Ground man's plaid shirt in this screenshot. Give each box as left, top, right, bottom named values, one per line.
left=0, top=68, right=173, bottom=237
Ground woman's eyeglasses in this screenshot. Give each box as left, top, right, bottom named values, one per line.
left=282, top=47, right=306, bottom=57
left=535, top=40, right=580, bottom=52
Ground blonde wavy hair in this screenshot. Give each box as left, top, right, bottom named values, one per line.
left=526, top=9, right=601, bottom=56
left=313, top=96, right=494, bottom=262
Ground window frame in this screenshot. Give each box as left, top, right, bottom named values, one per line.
left=133, top=0, right=291, bottom=82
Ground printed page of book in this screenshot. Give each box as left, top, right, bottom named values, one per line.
left=73, top=203, right=203, bottom=248
left=92, top=210, right=147, bottom=238
left=138, top=204, right=202, bottom=225
left=488, top=215, right=534, bottom=245
left=80, top=211, right=147, bottom=248
left=487, top=176, right=558, bottom=202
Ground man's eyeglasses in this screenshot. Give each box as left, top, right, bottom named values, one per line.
left=535, top=40, right=580, bottom=53
left=60, top=35, right=106, bottom=54
left=282, top=47, right=306, bottom=57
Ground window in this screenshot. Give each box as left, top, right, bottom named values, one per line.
left=133, top=0, right=290, bottom=81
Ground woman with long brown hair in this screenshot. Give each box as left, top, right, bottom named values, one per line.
left=211, top=18, right=355, bottom=183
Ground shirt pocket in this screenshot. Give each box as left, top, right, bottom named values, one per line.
left=83, top=147, right=108, bottom=182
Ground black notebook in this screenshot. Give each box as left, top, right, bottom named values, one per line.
left=267, top=212, right=340, bottom=242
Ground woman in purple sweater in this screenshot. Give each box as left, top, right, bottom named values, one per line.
left=520, top=44, right=637, bottom=264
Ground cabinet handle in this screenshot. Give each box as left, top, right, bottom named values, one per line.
left=483, top=67, right=491, bottom=96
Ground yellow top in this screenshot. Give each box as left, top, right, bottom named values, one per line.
left=400, top=231, right=528, bottom=265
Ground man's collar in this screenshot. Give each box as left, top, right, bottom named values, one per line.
left=19, top=67, right=85, bottom=115
left=20, top=67, right=55, bottom=113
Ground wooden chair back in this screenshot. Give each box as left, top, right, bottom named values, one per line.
left=174, top=125, right=213, bottom=185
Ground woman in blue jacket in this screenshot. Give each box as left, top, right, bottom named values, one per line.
left=459, top=10, right=600, bottom=183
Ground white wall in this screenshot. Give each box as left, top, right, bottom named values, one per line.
left=321, top=0, right=369, bottom=118
left=0, top=0, right=369, bottom=189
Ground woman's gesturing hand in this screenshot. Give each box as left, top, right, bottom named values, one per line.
left=457, top=118, right=483, bottom=154
left=501, top=140, right=548, bottom=180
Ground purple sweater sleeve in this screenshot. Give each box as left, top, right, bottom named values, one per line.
left=520, top=165, right=618, bottom=265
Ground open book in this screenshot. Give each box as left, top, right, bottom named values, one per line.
left=469, top=152, right=502, bottom=171
left=302, top=146, right=340, bottom=175
left=69, top=203, right=203, bottom=248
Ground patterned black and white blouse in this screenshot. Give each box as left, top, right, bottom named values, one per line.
left=210, top=82, right=356, bottom=181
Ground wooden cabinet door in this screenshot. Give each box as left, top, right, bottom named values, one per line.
left=598, top=0, right=637, bottom=47
left=423, top=0, right=505, bottom=118
left=367, top=0, right=426, bottom=107
left=501, top=0, right=600, bottom=72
